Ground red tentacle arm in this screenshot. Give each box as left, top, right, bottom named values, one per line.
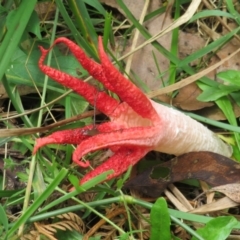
left=79, top=146, right=150, bottom=185
left=98, top=37, right=159, bottom=124
left=33, top=121, right=127, bottom=155
left=32, top=125, right=95, bottom=154
left=38, top=46, right=119, bottom=117
left=72, top=126, right=160, bottom=165
left=53, top=38, right=115, bottom=91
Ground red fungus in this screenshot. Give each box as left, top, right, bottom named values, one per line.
left=33, top=37, right=232, bottom=185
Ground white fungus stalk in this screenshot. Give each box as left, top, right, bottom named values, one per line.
left=151, top=100, right=232, bottom=157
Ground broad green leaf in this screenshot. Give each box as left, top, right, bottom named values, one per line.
left=197, top=85, right=239, bottom=102
left=6, top=45, right=87, bottom=93
left=150, top=197, right=171, bottom=240
left=26, top=11, right=42, bottom=39
left=216, top=96, right=240, bottom=160
left=192, top=216, right=238, bottom=240
left=217, top=70, right=240, bottom=87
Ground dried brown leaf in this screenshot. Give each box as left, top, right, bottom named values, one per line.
left=0, top=84, right=37, bottom=99
left=210, top=183, right=240, bottom=203
left=172, top=83, right=213, bottom=110
left=198, top=101, right=240, bottom=121
left=125, top=151, right=240, bottom=198
left=190, top=196, right=239, bottom=214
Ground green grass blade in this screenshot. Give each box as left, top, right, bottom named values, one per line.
left=55, top=0, right=98, bottom=59
left=189, top=10, right=234, bottom=23
left=168, top=0, right=180, bottom=86
left=103, top=12, right=113, bottom=49
left=226, top=0, right=240, bottom=25
left=6, top=168, right=68, bottom=237
left=0, top=204, right=8, bottom=235
left=39, top=170, right=114, bottom=213
left=2, top=75, right=33, bottom=127
left=68, top=0, right=98, bottom=51
left=215, top=96, right=240, bottom=159
left=83, top=0, right=106, bottom=16
left=179, top=27, right=240, bottom=67
left=0, top=0, right=37, bottom=81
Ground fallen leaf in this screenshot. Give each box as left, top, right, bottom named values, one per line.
left=210, top=183, right=240, bottom=203
left=125, top=151, right=240, bottom=198
left=172, top=82, right=213, bottom=110
left=190, top=196, right=239, bottom=214
left=178, top=32, right=206, bottom=65
left=0, top=84, right=38, bottom=99
left=197, top=102, right=240, bottom=121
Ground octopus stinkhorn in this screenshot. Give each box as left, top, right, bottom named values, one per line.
left=33, top=37, right=232, bottom=185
